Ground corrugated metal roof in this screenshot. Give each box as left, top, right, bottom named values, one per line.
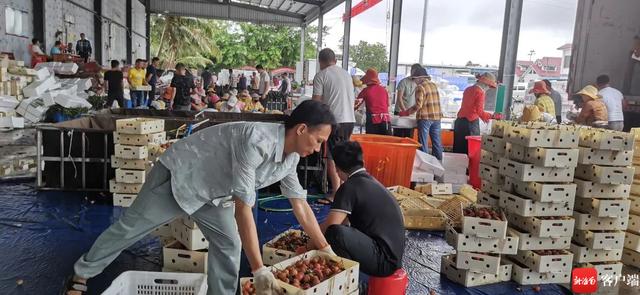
left=148, top=0, right=341, bottom=27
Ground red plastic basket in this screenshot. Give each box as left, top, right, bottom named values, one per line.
left=352, top=134, right=421, bottom=187
left=466, top=135, right=482, bottom=189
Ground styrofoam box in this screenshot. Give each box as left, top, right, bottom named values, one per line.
left=115, top=144, right=149, bottom=160
left=115, top=168, right=146, bottom=184
left=481, top=181, right=502, bottom=197
left=116, top=118, right=165, bottom=135
left=508, top=144, right=578, bottom=168
left=507, top=227, right=571, bottom=250
left=505, top=178, right=576, bottom=203
left=456, top=251, right=501, bottom=275
left=630, top=195, right=640, bottom=215
left=507, top=214, right=574, bottom=238
left=480, top=163, right=501, bottom=183
left=441, top=173, right=468, bottom=184
left=163, top=240, right=208, bottom=273
left=572, top=229, right=625, bottom=250
left=579, top=129, right=634, bottom=151
left=111, top=155, right=149, bottom=170
left=442, top=152, right=468, bottom=171
left=499, top=191, right=573, bottom=217
left=113, top=193, right=137, bottom=207
left=625, top=231, right=640, bottom=252
left=573, top=212, right=628, bottom=231
left=570, top=244, right=622, bottom=263
left=413, top=150, right=445, bottom=176
left=440, top=255, right=511, bottom=287
left=481, top=135, right=507, bottom=155
left=418, top=183, right=452, bottom=195
left=411, top=170, right=435, bottom=183
left=478, top=192, right=500, bottom=208
left=271, top=250, right=359, bottom=295
left=262, top=229, right=305, bottom=266
left=101, top=271, right=207, bottom=295
left=444, top=223, right=517, bottom=254
left=629, top=214, right=640, bottom=234
left=577, top=147, right=633, bottom=166
left=574, top=198, right=630, bottom=218
left=505, top=125, right=579, bottom=148
left=509, top=259, right=571, bottom=285
left=151, top=222, right=173, bottom=238
left=461, top=208, right=508, bottom=239
left=513, top=249, right=573, bottom=273
left=574, top=179, right=630, bottom=199
left=575, top=164, right=635, bottom=185
left=170, top=219, right=209, bottom=251
left=114, top=131, right=166, bottom=146
left=499, top=159, right=574, bottom=183
left=109, top=179, right=143, bottom=194
left=480, top=149, right=500, bottom=168
left=622, top=248, right=640, bottom=268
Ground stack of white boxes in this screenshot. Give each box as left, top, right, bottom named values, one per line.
left=442, top=203, right=516, bottom=287
left=624, top=128, right=640, bottom=270
left=412, top=150, right=440, bottom=184
left=571, top=128, right=634, bottom=283
left=440, top=152, right=469, bottom=193
left=499, top=123, right=578, bottom=285
left=109, top=118, right=165, bottom=207
left=478, top=121, right=509, bottom=207
left=163, top=215, right=209, bottom=273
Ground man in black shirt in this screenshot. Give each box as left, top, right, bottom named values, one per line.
left=145, top=57, right=160, bottom=106
left=201, top=67, right=213, bottom=90
left=170, top=63, right=196, bottom=111
left=104, top=60, right=124, bottom=108
left=320, top=141, right=405, bottom=277
left=238, top=73, right=247, bottom=90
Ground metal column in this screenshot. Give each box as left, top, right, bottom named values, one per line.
left=145, top=0, right=151, bottom=59
left=387, top=0, right=403, bottom=94
left=316, top=11, right=323, bottom=73
left=342, top=0, right=352, bottom=70
left=497, top=0, right=523, bottom=119
left=33, top=0, right=45, bottom=48
left=418, top=0, right=429, bottom=64
left=126, top=0, right=133, bottom=64
left=300, top=26, right=306, bottom=80
left=94, top=0, right=103, bottom=64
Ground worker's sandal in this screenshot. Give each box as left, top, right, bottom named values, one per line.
left=62, top=276, right=87, bottom=295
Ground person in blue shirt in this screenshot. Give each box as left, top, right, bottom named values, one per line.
left=50, top=41, right=62, bottom=56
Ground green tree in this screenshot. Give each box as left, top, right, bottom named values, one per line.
left=349, top=41, right=389, bottom=72
left=150, top=15, right=221, bottom=68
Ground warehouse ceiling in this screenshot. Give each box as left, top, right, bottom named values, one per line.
left=148, top=0, right=345, bottom=26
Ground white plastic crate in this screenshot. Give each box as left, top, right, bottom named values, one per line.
left=481, top=135, right=507, bottom=155
left=574, top=179, right=630, bottom=199
left=477, top=192, right=500, bottom=208
left=102, top=271, right=207, bottom=295
left=575, top=164, right=635, bottom=185
left=480, top=163, right=501, bottom=183
left=271, top=250, right=359, bottom=295
left=480, top=149, right=501, bottom=168
left=622, top=248, right=640, bottom=268
left=631, top=196, right=640, bottom=215
left=629, top=214, right=640, bottom=234
left=116, top=118, right=165, bottom=134
left=113, top=193, right=137, bottom=207
left=455, top=251, right=501, bottom=275
left=625, top=231, right=640, bottom=252
left=461, top=208, right=508, bottom=239
left=170, top=220, right=209, bottom=251
left=111, top=155, right=150, bottom=170
left=163, top=240, right=208, bottom=273
left=262, top=229, right=306, bottom=266
left=577, top=147, right=633, bottom=166
left=508, top=144, right=578, bottom=168
left=572, top=229, right=625, bottom=250
left=574, top=198, right=630, bottom=218
left=513, top=249, right=573, bottom=273
left=115, top=144, right=149, bottom=160
left=499, top=159, right=574, bottom=183
left=499, top=191, right=573, bottom=217
left=579, top=129, right=634, bottom=151
left=505, top=125, right=579, bottom=148
left=481, top=181, right=502, bottom=197
left=115, top=169, right=146, bottom=184
left=509, top=259, right=571, bottom=285
left=416, top=183, right=452, bottom=195
left=109, top=179, right=143, bottom=194
left=507, top=227, right=571, bottom=251
left=570, top=244, right=622, bottom=263
left=444, top=224, right=517, bottom=254
left=507, top=214, right=574, bottom=238
left=440, top=255, right=511, bottom=287
left=505, top=178, right=576, bottom=203
left=114, top=131, right=166, bottom=146
left=573, top=212, right=628, bottom=231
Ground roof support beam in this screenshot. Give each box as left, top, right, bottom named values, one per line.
left=341, top=0, right=351, bottom=70
left=387, top=0, right=403, bottom=95
left=292, top=0, right=322, bottom=5
left=497, top=0, right=523, bottom=119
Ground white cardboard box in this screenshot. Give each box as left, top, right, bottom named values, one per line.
left=506, top=178, right=576, bottom=203
left=630, top=195, right=640, bottom=215
left=579, top=129, right=634, bottom=151
left=509, top=259, right=571, bottom=285
left=455, top=251, right=501, bottom=275
left=116, top=118, right=165, bottom=135
left=499, top=191, right=573, bottom=217
left=163, top=240, right=208, bottom=273
left=507, top=227, right=571, bottom=250
left=151, top=222, right=173, bottom=238
left=508, top=144, right=579, bottom=168
left=507, top=214, right=575, bottom=238
left=577, top=147, right=633, bottom=166
left=461, top=208, right=508, bottom=239
left=0, top=116, right=24, bottom=129
left=480, top=149, right=501, bottom=168
left=113, top=193, right=137, bottom=207
left=114, top=144, right=149, bottom=160
left=478, top=192, right=500, bottom=208
left=415, top=183, right=452, bottom=195
left=111, top=155, right=149, bottom=170
left=625, top=231, right=640, bottom=252
left=114, top=131, right=166, bottom=146
left=170, top=220, right=209, bottom=250
left=628, top=214, right=640, bottom=234
left=411, top=170, right=435, bottom=183
left=481, top=181, right=502, bottom=197
left=109, top=179, right=143, bottom=194
left=571, top=244, right=622, bottom=263
left=499, top=158, right=574, bottom=183
left=577, top=262, right=623, bottom=281
left=621, top=248, right=640, bottom=268
left=573, top=212, right=628, bottom=231
left=115, top=168, right=146, bottom=184
left=444, top=223, right=518, bottom=254
left=574, top=198, right=630, bottom=218
left=573, top=229, right=625, bottom=250
left=575, top=164, right=635, bottom=185
left=574, top=179, right=630, bottom=199
left=505, top=125, right=579, bottom=148
left=441, top=255, right=511, bottom=287
left=480, top=163, right=501, bottom=183
left=482, top=135, right=507, bottom=155
left=261, top=229, right=306, bottom=266
left=513, top=249, right=573, bottom=273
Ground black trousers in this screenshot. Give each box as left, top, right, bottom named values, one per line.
left=79, top=53, right=89, bottom=63
left=365, top=113, right=391, bottom=136
left=452, top=118, right=480, bottom=154
left=392, top=111, right=413, bottom=138
left=325, top=225, right=398, bottom=277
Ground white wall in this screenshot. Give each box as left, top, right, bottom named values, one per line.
left=131, top=0, right=147, bottom=61
left=44, top=0, right=95, bottom=57
left=0, top=0, right=34, bottom=63
left=102, top=0, right=127, bottom=65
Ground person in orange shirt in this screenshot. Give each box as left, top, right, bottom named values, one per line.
left=453, top=72, right=500, bottom=154
left=574, top=85, right=608, bottom=127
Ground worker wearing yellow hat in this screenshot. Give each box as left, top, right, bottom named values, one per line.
left=575, top=85, right=608, bottom=126
left=530, top=81, right=556, bottom=115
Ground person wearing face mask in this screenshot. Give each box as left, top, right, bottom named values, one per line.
left=63, top=100, right=337, bottom=295
left=453, top=72, right=500, bottom=154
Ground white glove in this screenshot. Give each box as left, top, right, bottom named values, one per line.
left=319, top=245, right=337, bottom=256
left=252, top=266, right=283, bottom=295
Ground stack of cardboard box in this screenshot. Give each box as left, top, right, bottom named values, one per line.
left=624, top=128, right=640, bottom=272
